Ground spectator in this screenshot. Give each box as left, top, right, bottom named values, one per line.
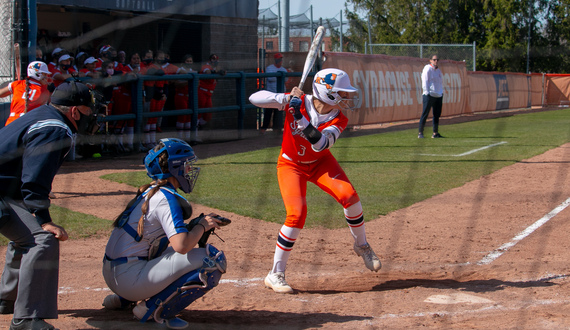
left=80, top=57, right=100, bottom=79
left=261, top=53, right=288, bottom=135
left=0, top=61, right=52, bottom=126
left=418, top=54, right=444, bottom=139
left=197, top=54, right=223, bottom=129
left=112, top=52, right=142, bottom=153
left=74, top=51, right=88, bottom=73
left=140, top=49, right=156, bottom=149
left=154, top=50, right=183, bottom=135
left=47, top=47, right=64, bottom=72
left=51, top=54, right=77, bottom=88
left=117, top=50, right=126, bottom=67
left=35, top=47, right=44, bottom=62
left=0, top=81, right=102, bottom=330
left=174, top=54, right=195, bottom=142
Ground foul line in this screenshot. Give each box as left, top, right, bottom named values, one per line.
left=419, top=141, right=507, bottom=157
left=477, top=197, right=570, bottom=265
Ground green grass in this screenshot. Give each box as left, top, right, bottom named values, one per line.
left=4, top=108, right=569, bottom=247
left=0, top=204, right=111, bottom=246
left=101, top=108, right=570, bottom=229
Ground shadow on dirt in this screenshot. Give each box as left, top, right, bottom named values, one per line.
left=60, top=308, right=372, bottom=329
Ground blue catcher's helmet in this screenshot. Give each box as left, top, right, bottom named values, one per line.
left=144, top=138, right=200, bottom=193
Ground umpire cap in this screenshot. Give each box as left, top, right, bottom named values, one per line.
left=50, top=81, right=93, bottom=107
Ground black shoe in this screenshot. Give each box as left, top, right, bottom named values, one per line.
left=9, top=318, right=55, bottom=330
left=432, top=133, right=444, bottom=138
left=0, top=299, right=14, bottom=314
left=418, top=132, right=424, bottom=139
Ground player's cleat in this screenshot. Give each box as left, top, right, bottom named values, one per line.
left=432, top=132, right=444, bottom=138
left=264, top=271, right=294, bottom=294
left=132, top=300, right=152, bottom=321
left=102, top=294, right=133, bottom=310
left=354, top=243, right=382, bottom=272
left=418, top=132, right=424, bottom=139
left=9, top=318, right=55, bottom=330
left=165, top=317, right=189, bottom=329
left=0, top=299, right=14, bottom=314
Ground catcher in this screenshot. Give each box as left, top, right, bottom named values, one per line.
left=249, top=68, right=382, bottom=294
left=101, top=138, right=228, bottom=329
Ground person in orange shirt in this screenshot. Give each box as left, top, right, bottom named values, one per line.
left=50, top=54, right=77, bottom=88
left=0, top=61, right=52, bottom=126
left=197, top=54, right=223, bottom=127
left=249, top=68, right=381, bottom=294
left=174, top=54, right=195, bottom=142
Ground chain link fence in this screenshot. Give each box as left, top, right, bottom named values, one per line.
left=0, top=0, right=14, bottom=103
left=367, top=43, right=476, bottom=71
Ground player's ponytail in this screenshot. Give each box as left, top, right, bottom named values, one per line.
left=136, top=149, right=170, bottom=236
left=25, top=76, right=30, bottom=113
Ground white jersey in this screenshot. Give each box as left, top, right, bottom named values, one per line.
left=104, top=185, right=189, bottom=260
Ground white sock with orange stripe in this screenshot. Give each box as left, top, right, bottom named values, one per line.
left=345, top=201, right=367, bottom=246
left=271, top=225, right=301, bottom=273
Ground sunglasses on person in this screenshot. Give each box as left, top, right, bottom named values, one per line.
left=431, top=58, right=439, bottom=61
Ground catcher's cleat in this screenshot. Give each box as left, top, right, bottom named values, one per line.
left=354, top=243, right=382, bottom=272
left=102, top=294, right=133, bottom=310
left=264, top=271, right=294, bottom=294
left=132, top=301, right=152, bottom=321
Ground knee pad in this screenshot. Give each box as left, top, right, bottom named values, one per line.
left=140, top=244, right=227, bottom=323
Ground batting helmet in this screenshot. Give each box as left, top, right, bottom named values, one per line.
left=27, top=61, right=51, bottom=80
left=312, top=68, right=359, bottom=111
left=144, top=138, right=200, bottom=193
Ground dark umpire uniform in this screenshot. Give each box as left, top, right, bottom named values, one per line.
left=0, top=81, right=98, bottom=330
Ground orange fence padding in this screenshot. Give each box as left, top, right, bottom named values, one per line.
left=318, top=52, right=551, bottom=127
left=323, top=52, right=470, bottom=125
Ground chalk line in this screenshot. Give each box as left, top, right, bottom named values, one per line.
left=419, top=141, right=507, bottom=157
left=477, top=197, right=570, bottom=265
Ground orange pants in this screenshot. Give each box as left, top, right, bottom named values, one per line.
left=277, top=152, right=360, bottom=229
left=147, top=98, right=166, bottom=125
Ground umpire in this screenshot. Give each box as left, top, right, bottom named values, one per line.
left=0, top=81, right=100, bottom=330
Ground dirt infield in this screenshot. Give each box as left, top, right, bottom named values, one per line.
left=2, top=114, right=570, bottom=329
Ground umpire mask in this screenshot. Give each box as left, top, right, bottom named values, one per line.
left=51, top=81, right=106, bottom=135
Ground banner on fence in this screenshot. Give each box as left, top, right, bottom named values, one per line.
left=322, top=52, right=470, bottom=125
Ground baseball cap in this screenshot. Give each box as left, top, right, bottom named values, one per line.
left=50, top=81, right=93, bottom=107
left=51, top=47, right=63, bottom=56
left=274, top=53, right=283, bottom=59
left=58, top=54, right=72, bottom=62
left=84, top=57, right=97, bottom=64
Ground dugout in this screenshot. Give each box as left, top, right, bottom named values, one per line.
left=3, top=0, right=260, bottom=130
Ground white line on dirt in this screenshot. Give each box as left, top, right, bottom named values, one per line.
left=477, top=197, right=570, bottom=265
left=378, top=298, right=570, bottom=320
left=419, top=141, right=507, bottom=157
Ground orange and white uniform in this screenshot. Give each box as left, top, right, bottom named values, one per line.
left=5, top=79, right=50, bottom=125
left=198, top=62, right=217, bottom=122
left=248, top=91, right=359, bottom=228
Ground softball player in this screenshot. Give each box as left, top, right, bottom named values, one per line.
left=249, top=68, right=382, bottom=294
left=102, top=138, right=226, bottom=329
left=0, top=61, right=52, bottom=126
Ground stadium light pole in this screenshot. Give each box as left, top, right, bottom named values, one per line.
left=526, top=0, right=531, bottom=73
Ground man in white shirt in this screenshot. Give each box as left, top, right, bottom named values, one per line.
left=261, top=53, right=288, bottom=134
left=418, top=55, right=444, bottom=138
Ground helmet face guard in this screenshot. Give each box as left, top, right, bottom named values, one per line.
left=144, top=138, right=201, bottom=193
